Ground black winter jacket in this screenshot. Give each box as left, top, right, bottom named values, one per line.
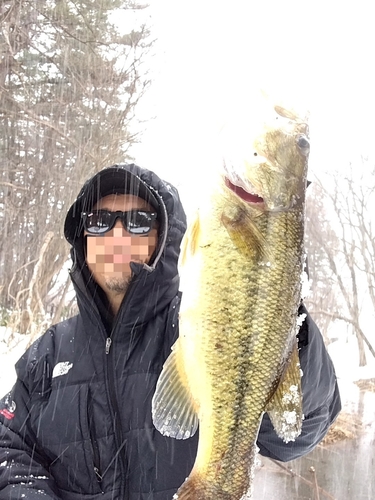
left=0, top=164, right=341, bottom=500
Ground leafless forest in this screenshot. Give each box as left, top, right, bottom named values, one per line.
left=1, top=1, right=374, bottom=373
left=0, top=0, right=152, bottom=337
left=305, top=164, right=375, bottom=367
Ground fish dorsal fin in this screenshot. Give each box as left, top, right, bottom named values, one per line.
left=266, top=344, right=303, bottom=443
left=152, top=340, right=199, bottom=440
left=180, top=210, right=202, bottom=267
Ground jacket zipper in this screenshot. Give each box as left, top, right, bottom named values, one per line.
left=87, top=390, right=103, bottom=489
left=73, top=271, right=147, bottom=500
left=71, top=288, right=127, bottom=496
left=104, top=275, right=138, bottom=355
left=103, top=279, right=141, bottom=500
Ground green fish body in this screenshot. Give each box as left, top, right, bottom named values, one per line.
left=152, top=106, right=310, bottom=499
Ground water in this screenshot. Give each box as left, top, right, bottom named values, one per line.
left=253, top=383, right=375, bottom=500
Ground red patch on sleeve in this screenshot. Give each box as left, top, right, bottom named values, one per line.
left=0, top=408, right=15, bottom=420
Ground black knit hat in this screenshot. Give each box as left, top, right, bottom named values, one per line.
left=64, top=165, right=160, bottom=245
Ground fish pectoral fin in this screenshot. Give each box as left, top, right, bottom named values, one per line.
left=180, top=210, right=202, bottom=266
left=221, top=208, right=269, bottom=260
left=151, top=341, right=198, bottom=440
left=266, top=344, right=303, bottom=443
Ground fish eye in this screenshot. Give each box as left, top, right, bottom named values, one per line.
left=297, top=135, right=310, bottom=155
left=297, top=136, right=309, bottom=149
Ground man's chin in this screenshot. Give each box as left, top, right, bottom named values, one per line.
left=104, top=276, right=131, bottom=294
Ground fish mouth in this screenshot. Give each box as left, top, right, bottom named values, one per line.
left=225, top=177, right=264, bottom=205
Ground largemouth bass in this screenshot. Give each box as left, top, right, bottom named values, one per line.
left=152, top=106, right=310, bottom=499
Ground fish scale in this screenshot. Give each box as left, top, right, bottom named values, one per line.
left=182, top=209, right=302, bottom=496
left=152, top=106, right=309, bottom=499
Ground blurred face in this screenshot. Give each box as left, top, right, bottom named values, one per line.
left=85, top=194, right=158, bottom=296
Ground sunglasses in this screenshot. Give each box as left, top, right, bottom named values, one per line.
left=82, top=210, right=158, bottom=235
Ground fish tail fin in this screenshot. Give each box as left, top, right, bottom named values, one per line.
left=174, top=476, right=234, bottom=500
left=174, top=465, right=254, bottom=499
left=173, top=476, right=199, bottom=499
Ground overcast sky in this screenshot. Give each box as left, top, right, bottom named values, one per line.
left=129, top=0, right=375, bottom=208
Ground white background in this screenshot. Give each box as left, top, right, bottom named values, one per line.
left=131, top=0, right=375, bottom=203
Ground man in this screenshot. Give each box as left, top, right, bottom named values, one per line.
left=0, top=164, right=341, bottom=499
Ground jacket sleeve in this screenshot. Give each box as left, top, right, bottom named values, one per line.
left=0, top=341, right=62, bottom=499
left=256, top=304, right=341, bottom=462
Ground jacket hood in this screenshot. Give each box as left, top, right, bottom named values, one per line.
left=64, top=163, right=187, bottom=332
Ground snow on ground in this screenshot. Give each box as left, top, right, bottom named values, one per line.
left=0, top=327, right=32, bottom=396
left=327, top=335, right=375, bottom=383
left=326, top=336, right=375, bottom=421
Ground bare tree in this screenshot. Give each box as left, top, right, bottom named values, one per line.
left=305, top=163, right=375, bottom=366
left=304, top=181, right=342, bottom=346
left=0, top=0, right=152, bottom=335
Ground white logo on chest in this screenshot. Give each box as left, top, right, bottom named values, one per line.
left=52, top=361, right=73, bottom=378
